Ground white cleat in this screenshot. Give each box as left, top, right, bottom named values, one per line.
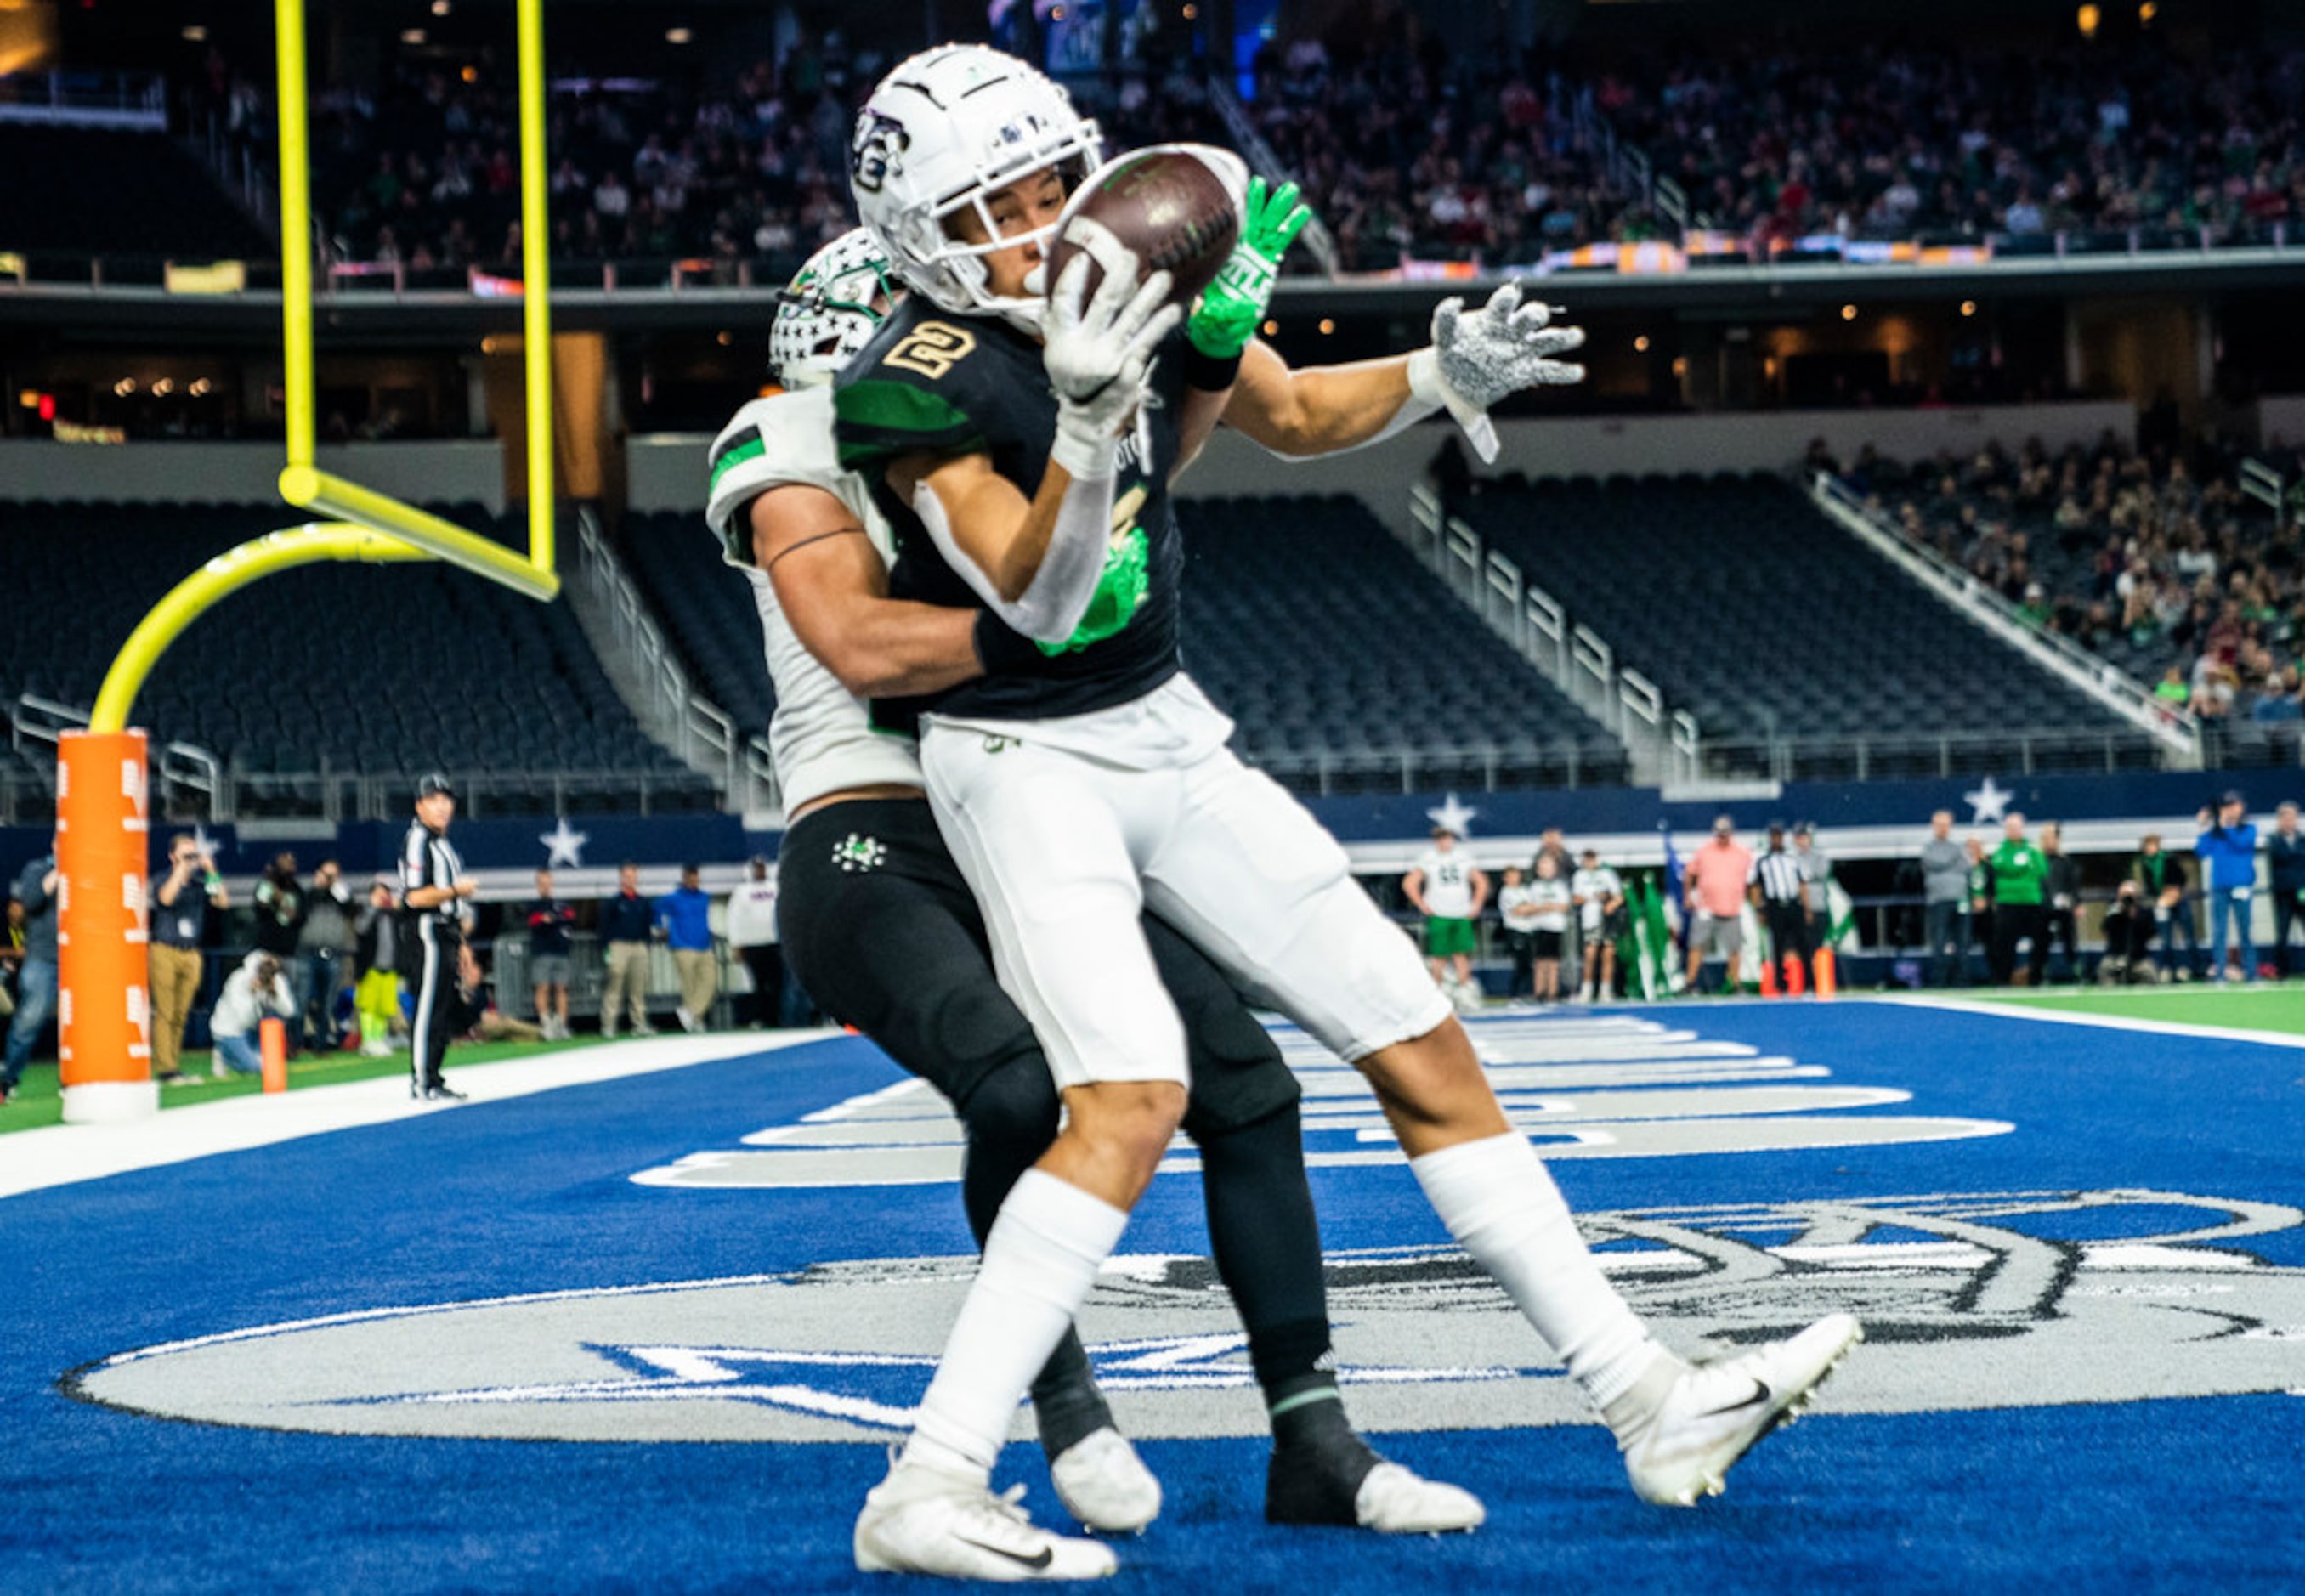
left=1050, top=1426, right=1162, bottom=1534
left=1353, top=1461, right=1486, bottom=1534
left=1622, top=1314, right=1863, bottom=1508
left=855, top=1459, right=1118, bottom=1582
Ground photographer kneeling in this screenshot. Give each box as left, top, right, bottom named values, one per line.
left=210, top=951, right=298, bottom=1078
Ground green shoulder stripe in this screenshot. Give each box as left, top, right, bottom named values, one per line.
left=709, top=433, right=767, bottom=493
left=835, top=378, right=983, bottom=467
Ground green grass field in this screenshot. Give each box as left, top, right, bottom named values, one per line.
left=0, top=1037, right=610, bottom=1135
left=1962, top=982, right=2305, bottom=1036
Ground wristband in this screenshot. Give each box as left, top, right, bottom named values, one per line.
left=1183, top=343, right=1243, bottom=393
left=1048, top=409, right=1118, bottom=481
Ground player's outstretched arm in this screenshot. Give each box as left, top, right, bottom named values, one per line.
left=750, top=483, right=983, bottom=699
left=1175, top=175, right=1312, bottom=472
left=1222, top=284, right=1588, bottom=464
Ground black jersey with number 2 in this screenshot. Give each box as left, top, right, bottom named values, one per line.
left=832, top=297, right=1190, bottom=724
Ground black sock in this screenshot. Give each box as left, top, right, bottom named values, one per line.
left=1264, top=1378, right=1381, bottom=1524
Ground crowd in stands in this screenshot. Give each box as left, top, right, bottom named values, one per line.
left=184, top=32, right=1220, bottom=279
left=1604, top=39, right=2305, bottom=246
left=173, top=25, right=2305, bottom=275
left=1242, top=38, right=1645, bottom=269
left=1835, top=430, right=2305, bottom=727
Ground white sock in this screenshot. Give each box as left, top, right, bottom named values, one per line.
left=1410, top=1132, right=1666, bottom=1411
left=903, top=1169, right=1129, bottom=1482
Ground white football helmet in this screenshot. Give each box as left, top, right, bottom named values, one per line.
left=770, top=228, right=897, bottom=389
left=850, top=43, right=1102, bottom=332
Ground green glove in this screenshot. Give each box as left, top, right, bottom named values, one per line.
left=1187, top=175, right=1313, bottom=360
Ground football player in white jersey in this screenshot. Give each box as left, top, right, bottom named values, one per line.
left=705, top=229, right=1481, bottom=1562
left=1402, top=825, right=1489, bottom=1011
left=820, top=43, right=1861, bottom=1582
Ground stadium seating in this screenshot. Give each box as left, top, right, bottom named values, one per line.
left=1179, top=495, right=1627, bottom=792
left=0, top=503, right=714, bottom=813
left=619, top=512, right=775, bottom=737
left=620, top=495, right=1628, bottom=795
left=1458, top=473, right=2147, bottom=778
left=0, top=127, right=269, bottom=259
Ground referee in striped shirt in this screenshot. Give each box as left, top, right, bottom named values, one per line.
left=1748, top=822, right=1813, bottom=988
left=400, top=772, right=475, bottom=1101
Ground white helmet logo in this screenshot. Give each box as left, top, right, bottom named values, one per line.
left=852, top=114, right=908, bottom=194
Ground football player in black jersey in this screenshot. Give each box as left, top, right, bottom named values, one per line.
left=833, top=44, right=1860, bottom=1582
left=713, top=229, right=1481, bottom=1544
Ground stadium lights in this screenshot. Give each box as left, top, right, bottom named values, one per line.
left=152, top=379, right=174, bottom=397
left=665, top=27, right=693, bottom=44
left=189, top=378, right=212, bottom=396
left=114, top=379, right=135, bottom=396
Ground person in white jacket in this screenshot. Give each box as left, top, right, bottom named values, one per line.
left=209, top=951, right=297, bottom=1078
left=723, top=856, right=785, bottom=1028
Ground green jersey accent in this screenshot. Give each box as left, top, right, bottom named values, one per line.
left=1988, top=841, right=2049, bottom=906
left=1039, top=524, right=1150, bottom=655
left=833, top=378, right=984, bottom=467
left=708, top=433, right=767, bottom=495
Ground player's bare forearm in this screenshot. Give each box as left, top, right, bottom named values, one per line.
left=752, top=485, right=983, bottom=699
left=894, top=450, right=1072, bottom=604
left=1173, top=382, right=1236, bottom=478
left=1223, top=339, right=1414, bottom=458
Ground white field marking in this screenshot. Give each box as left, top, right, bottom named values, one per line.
left=0, top=1031, right=836, bottom=1203
left=1879, top=992, right=2305, bottom=1050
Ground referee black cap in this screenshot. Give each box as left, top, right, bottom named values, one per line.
left=416, top=771, right=456, bottom=800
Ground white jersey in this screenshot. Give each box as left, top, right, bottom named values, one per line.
left=1414, top=847, right=1478, bottom=918
left=724, top=874, right=780, bottom=948
left=1572, top=866, right=1623, bottom=931
left=705, top=386, right=925, bottom=813
left=1526, top=879, right=1572, bottom=933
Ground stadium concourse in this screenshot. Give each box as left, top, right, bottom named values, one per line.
left=4, top=995, right=2304, bottom=1591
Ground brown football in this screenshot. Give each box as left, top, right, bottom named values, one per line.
left=1045, top=145, right=1242, bottom=313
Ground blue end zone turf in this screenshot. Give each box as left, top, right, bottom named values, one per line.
left=3, top=1001, right=2301, bottom=1592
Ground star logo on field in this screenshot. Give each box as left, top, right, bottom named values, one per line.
left=541, top=818, right=590, bottom=869
left=1963, top=776, right=2013, bottom=826
left=1426, top=792, right=1480, bottom=837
